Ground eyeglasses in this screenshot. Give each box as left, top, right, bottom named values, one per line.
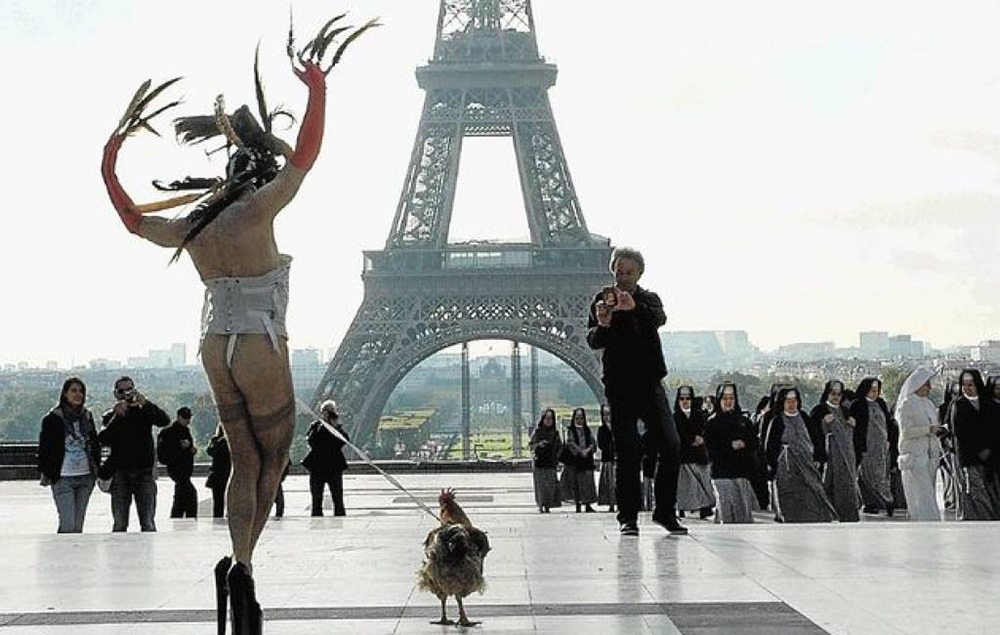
left=114, top=386, right=134, bottom=396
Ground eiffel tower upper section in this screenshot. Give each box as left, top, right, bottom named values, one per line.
left=384, top=0, right=600, bottom=253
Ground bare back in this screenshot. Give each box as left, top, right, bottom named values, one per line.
left=139, top=164, right=307, bottom=279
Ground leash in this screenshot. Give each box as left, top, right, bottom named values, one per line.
left=294, top=397, right=441, bottom=522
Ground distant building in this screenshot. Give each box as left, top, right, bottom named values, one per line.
left=888, top=334, right=924, bottom=358
left=45, top=361, right=59, bottom=370
left=972, top=340, right=1000, bottom=363
left=89, top=358, right=122, bottom=371
left=291, top=348, right=322, bottom=367
left=776, top=342, right=836, bottom=361
left=859, top=331, right=889, bottom=358
left=169, top=343, right=186, bottom=368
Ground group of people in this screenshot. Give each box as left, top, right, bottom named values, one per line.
left=37, top=377, right=352, bottom=534
left=527, top=367, right=1000, bottom=526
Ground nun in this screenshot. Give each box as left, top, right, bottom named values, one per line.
left=529, top=409, right=563, bottom=513
left=765, top=386, right=837, bottom=523
left=809, top=380, right=862, bottom=522
left=673, top=386, right=716, bottom=519
left=895, top=367, right=942, bottom=521
left=938, top=381, right=961, bottom=511
left=704, top=383, right=759, bottom=523
left=950, top=369, right=1000, bottom=520
left=850, top=378, right=896, bottom=516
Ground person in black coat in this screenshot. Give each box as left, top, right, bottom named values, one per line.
left=951, top=369, right=1000, bottom=520
left=673, top=386, right=714, bottom=519
left=205, top=424, right=231, bottom=519
left=38, top=377, right=103, bottom=533
left=302, top=400, right=349, bottom=516
left=98, top=376, right=170, bottom=532
left=850, top=378, right=898, bottom=516
left=157, top=407, right=198, bottom=518
left=586, top=246, right=685, bottom=536
left=596, top=404, right=616, bottom=512
left=704, top=383, right=759, bottom=523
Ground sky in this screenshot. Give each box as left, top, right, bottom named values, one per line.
left=2, top=0, right=999, bottom=368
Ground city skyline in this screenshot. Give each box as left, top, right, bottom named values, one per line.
left=6, top=330, right=996, bottom=372
left=2, top=1, right=999, bottom=367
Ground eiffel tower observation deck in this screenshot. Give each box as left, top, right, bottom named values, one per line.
left=313, top=0, right=613, bottom=450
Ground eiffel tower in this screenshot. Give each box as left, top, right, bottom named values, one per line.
left=313, top=0, right=613, bottom=451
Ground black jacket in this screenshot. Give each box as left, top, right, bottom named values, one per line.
left=157, top=422, right=195, bottom=480
left=705, top=410, right=759, bottom=480
left=951, top=397, right=991, bottom=468
left=674, top=409, right=709, bottom=465
left=37, top=407, right=101, bottom=485
left=205, top=433, right=231, bottom=489
left=586, top=286, right=667, bottom=396
left=303, top=420, right=349, bottom=475
left=98, top=401, right=170, bottom=471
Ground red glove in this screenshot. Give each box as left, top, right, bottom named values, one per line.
left=290, top=62, right=326, bottom=171
left=101, top=135, right=142, bottom=235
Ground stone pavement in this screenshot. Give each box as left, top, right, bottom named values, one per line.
left=0, top=473, right=996, bottom=634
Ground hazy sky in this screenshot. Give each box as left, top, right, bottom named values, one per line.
left=2, top=0, right=999, bottom=368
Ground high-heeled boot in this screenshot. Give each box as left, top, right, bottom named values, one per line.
left=214, top=556, right=232, bottom=635
left=227, top=562, right=263, bottom=635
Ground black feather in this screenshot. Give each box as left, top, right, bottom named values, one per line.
left=174, top=115, right=223, bottom=145
left=152, top=177, right=219, bottom=192
left=254, top=43, right=270, bottom=133
left=329, top=18, right=381, bottom=70
left=118, top=79, right=151, bottom=131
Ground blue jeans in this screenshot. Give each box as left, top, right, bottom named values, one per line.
left=51, top=474, right=95, bottom=533
left=111, top=468, right=157, bottom=531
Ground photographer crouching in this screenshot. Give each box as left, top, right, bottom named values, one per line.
left=98, top=376, right=170, bottom=531
left=587, top=247, right=687, bottom=536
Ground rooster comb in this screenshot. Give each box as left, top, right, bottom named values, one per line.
left=438, top=489, right=456, bottom=504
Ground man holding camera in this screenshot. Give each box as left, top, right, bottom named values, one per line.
left=587, top=247, right=686, bottom=537
left=158, top=407, right=198, bottom=518
left=99, top=376, right=170, bottom=531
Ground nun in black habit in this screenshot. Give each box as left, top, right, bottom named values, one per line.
left=810, top=380, right=862, bottom=522
left=765, top=386, right=837, bottom=523
left=950, top=369, right=1000, bottom=520
left=705, top=383, right=759, bottom=523
left=939, top=381, right=961, bottom=511
left=673, top=386, right=716, bottom=519
left=850, top=377, right=898, bottom=516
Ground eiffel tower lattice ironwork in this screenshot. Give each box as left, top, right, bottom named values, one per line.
left=313, top=0, right=613, bottom=449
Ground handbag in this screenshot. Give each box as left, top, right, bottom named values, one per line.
left=96, top=455, right=115, bottom=494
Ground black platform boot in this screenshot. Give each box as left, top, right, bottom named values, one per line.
left=214, top=556, right=232, bottom=635
left=227, top=562, right=263, bottom=635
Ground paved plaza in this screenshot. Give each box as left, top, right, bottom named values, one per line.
left=0, top=472, right=995, bottom=634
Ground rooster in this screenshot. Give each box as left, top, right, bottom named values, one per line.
left=418, top=489, right=491, bottom=626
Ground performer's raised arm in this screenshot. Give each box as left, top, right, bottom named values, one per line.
left=101, top=134, right=142, bottom=235
left=290, top=61, right=325, bottom=172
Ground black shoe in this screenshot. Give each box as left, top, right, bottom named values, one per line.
left=227, top=562, right=263, bottom=635
left=584, top=505, right=595, bottom=513
left=699, top=507, right=714, bottom=520
left=619, top=522, right=639, bottom=536
left=214, top=556, right=232, bottom=635
left=652, top=515, right=689, bottom=535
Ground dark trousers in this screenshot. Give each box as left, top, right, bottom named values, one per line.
left=211, top=485, right=226, bottom=518
left=111, top=468, right=157, bottom=532
left=310, top=471, right=345, bottom=516
left=608, top=383, right=681, bottom=525
left=170, top=476, right=197, bottom=518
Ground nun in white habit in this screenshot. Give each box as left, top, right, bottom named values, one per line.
left=895, top=366, right=942, bottom=521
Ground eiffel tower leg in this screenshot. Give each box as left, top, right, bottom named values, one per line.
left=462, top=342, right=471, bottom=460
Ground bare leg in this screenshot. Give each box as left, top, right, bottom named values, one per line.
left=228, top=337, right=296, bottom=558
left=202, top=336, right=260, bottom=566
left=456, top=596, right=480, bottom=627
left=430, top=595, right=453, bottom=625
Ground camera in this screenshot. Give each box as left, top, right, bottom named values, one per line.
left=601, top=286, right=618, bottom=307
left=123, top=388, right=138, bottom=404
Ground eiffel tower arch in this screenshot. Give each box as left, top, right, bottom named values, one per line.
left=313, top=0, right=613, bottom=449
